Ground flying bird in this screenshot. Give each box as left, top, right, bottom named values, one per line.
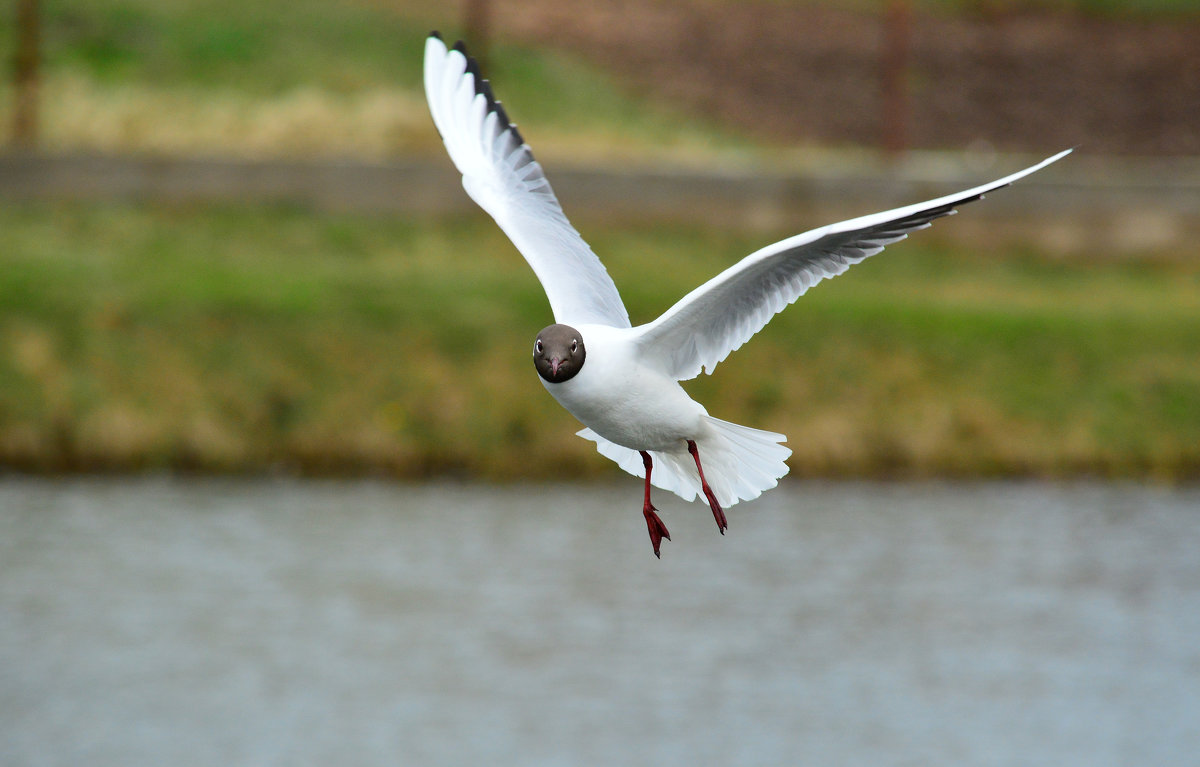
left=423, top=32, right=1070, bottom=557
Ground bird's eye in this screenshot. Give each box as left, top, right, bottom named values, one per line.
left=535, top=340, right=543, bottom=354
left=570, top=340, right=579, bottom=354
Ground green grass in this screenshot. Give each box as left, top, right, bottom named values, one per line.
left=0, top=0, right=748, bottom=160
left=34, top=0, right=432, bottom=92
left=1, top=200, right=1197, bottom=480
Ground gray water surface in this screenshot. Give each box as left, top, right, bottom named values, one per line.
left=1, top=478, right=1198, bottom=766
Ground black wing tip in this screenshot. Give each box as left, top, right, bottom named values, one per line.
left=493, top=101, right=524, bottom=143
left=460, top=47, right=481, bottom=77
left=443, top=36, right=526, bottom=145
left=509, top=122, right=526, bottom=147
left=429, top=30, right=443, bottom=42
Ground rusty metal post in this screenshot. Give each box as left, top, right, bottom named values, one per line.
left=881, top=0, right=911, bottom=158
left=464, top=0, right=491, bottom=70
left=13, top=0, right=41, bottom=149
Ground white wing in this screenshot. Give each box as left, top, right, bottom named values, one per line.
left=423, top=34, right=630, bottom=329
left=633, top=149, right=1072, bottom=380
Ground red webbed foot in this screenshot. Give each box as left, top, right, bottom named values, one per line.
left=643, top=505, right=671, bottom=559
left=639, top=450, right=671, bottom=557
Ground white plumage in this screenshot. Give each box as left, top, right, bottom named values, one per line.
left=423, top=35, right=630, bottom=329
left=423, top=33, right=1070, bottom=555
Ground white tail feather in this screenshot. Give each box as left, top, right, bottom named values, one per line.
left=578, top=416, right=790, bottom=507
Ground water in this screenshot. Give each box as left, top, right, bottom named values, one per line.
left=1, top=477, right=1198, bottom=767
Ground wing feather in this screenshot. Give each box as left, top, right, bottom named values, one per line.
left=423, top=34, right=630, bottom=328
left=634, top=150, right=1072, bottom=380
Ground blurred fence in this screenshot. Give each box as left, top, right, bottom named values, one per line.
left=1, top=151, right=1196, bottom=254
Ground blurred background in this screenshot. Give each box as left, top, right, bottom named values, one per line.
left=1, top=1, right=1198, bottom=765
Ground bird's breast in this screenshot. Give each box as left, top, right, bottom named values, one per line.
left=539, top=324, right=706, bottom=452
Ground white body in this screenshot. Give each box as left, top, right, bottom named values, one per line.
left=545, top=323, right=706, bottom=453
left=538, top=322, right=791, bottom=506
left=423, top=34, right=1070, bottom=509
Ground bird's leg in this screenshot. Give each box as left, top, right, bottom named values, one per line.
left=640, top=450, right=670, bottom=558
left=687, top=440, right=728, bottom=534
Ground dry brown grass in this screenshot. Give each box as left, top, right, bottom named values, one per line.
left=25, top=74, right=438, bottom=159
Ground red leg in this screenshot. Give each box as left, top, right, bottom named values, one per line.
left=640, top=450, right=670, bottom=558
left=687, top=440, right=728, bottom=534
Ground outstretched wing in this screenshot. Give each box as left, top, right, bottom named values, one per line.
left=632, top=149, right=1072, bottom=380
left=423, top=34, right=631, bottom=329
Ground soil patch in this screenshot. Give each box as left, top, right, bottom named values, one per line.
left=498, top=1, right=1199, bottom=155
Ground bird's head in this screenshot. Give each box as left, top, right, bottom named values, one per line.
left=533, top=324, right=585, bottom=383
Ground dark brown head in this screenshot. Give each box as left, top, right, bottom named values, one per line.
left=533, top=324, right=585, bottom=383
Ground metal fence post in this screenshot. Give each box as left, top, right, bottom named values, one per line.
left=12, top=0, right=41, bottom=149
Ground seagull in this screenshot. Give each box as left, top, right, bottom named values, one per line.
left=423, top=32, right=1070, bottom=557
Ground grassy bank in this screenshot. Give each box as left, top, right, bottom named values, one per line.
left=1, top=200, right=1197, bottom=480
left=6, top=0, right=1193, bottom=161
left=1, top=0, right=746, bottom=162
